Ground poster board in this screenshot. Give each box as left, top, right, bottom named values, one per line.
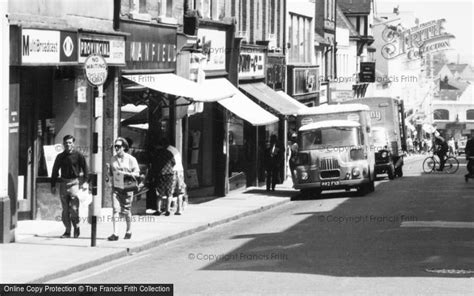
left=43, top=144, right=63, bottom=177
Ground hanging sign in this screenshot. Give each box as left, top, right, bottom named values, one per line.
left=84, top=54, right=108, bottom=86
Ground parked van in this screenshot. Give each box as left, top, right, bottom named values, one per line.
left=292, top=104, right=375, bottom=197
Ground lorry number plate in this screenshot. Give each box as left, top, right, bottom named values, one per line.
left=321, top=181, right=340, bottom=187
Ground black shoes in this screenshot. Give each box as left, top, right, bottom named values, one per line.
left=60, top=232, right=71, bottom=238
left=73, top=227, right=80, bottom=238
left=153, top=211, right=163, bottom=216
left=124, top=233, right=132, bottom=240
left=107, top=234, right=119, bottom=241
left=164, top=211, right=171, bottom=216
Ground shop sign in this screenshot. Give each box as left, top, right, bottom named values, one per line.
left=331, top=90, right=354, bottom=103
left=84, top=54, right=108, bottom=86
left=267, top=55, right=285, bottom=90
left=382, top=19, right=455, bottom=60
left=292, top=68, right=319, bottom=96
left=197, top=28, right=226, bottom=71
left=238, top=50, right=265, bottom=79
left=122, top=22, right=177, bottom=70
left=21, top=29, right=78, bottom=64
left=79, top=33, right=125, bottom=65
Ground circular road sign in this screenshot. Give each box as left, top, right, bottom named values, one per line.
left=84, top=54, right=108, bottom=86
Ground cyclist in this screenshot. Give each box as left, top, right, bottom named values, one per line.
left=433, top=132, right=449, bottom=171
left=465, top=135, right=474, bottom=181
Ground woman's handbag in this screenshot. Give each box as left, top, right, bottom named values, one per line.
left=122, top=175, right=139, bottom=192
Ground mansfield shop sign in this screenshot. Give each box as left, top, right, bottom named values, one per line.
left=382, top=19, right=455, bottom=60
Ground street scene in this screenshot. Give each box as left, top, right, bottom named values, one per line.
left=0, top=0, right=473, bottom=295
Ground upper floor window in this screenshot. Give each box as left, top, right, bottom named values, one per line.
left=193, top=0, right=220, bottom=20
left=433, top=109, right=449, bottom=120
left=158, top=0, right=173, bottom=18
left=467, top=109, right=474, bottom=120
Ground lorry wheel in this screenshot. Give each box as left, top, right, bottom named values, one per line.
left=357, top=183, right=372, bottom=196
left=388, top=164, right=395, bottom=180
left=369, top=180, right=375, bottom=192
left=395, top=166, right=403, bottom=177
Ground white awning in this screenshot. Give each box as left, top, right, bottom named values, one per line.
left=206, top=79, right=278, bottom=126
left=239, top=83, right=308, bottom=116
left=122, top=74, right=234, bottom=102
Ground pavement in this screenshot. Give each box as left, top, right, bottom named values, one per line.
left=0, top=182, right=296, bottom=284
left=0, top=154, right=454, bottom=284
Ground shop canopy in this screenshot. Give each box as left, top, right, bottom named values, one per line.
left=239, top=82, right=308, bottom=116
left=122, top=74, right=234, bottom=102
left=205, top=78, right=278, bottom=126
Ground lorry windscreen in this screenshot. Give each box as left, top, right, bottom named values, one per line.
left=300, top=127, right=361, bottom=150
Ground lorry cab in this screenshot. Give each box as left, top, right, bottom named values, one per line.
left=293, top=104, right=375, bottom=197
left=372, top=127, right=396, bottom=179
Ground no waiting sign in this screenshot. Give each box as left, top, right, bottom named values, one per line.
left=84, top=54, right=108, bottom=86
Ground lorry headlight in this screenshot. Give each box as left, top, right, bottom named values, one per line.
left=352, top=168, right=361, bottom=178
left=300, top=171, right=309, bottom=180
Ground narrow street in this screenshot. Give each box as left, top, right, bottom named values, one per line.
left=49, top=156, right=474, bottom=295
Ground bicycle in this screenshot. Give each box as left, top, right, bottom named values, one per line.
left=422, top=154, right=459, bottom=174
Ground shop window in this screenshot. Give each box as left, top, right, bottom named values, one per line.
left=433, top=109, right=449, bottom=120
left=467, top=109, right=474, bottom=120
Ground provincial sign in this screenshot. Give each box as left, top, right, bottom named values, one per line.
left=84, top=54, right=108, bottom=86
left=79, top=33, right=125, bottom=65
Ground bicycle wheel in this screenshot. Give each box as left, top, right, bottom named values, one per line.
left=444, top=157, right=459, bottom=174
left=422, top=157, right=436, bottom=173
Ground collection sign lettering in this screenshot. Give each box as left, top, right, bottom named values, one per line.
left=84, top=54, right=108, bottom=86
left=21, top=29, right=77, bottom=64
left=382, top=19, right=455, bottom=60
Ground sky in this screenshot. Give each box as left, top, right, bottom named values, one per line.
left=375, top=0, right=474, bottom=65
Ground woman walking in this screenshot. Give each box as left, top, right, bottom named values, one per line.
left=107, top=137, right=140, bottom=241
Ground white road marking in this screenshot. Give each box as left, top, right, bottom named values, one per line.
left=62, top=253, right=152, bottom=283
left=401, top=221, right=474, bottom=229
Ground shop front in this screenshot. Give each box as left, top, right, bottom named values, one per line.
left=190, top=25, right=278, bottom=194
left=238, top=44, right=307, bottom=185
left=9, top=25, right=125, bottom=220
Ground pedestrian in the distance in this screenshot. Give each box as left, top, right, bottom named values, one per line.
left=167, top=143, right=187, bottom=215
left=288, top=133, right=299, bottom=183
left=51, top=135, right=89, bottom=238
left=107, top=137, right=140, bottom=241
left=149, top=138, right=176, bottom=216
left=465, top=135, right=474, bottom=181
left=264, top=134, right=283, bottom=191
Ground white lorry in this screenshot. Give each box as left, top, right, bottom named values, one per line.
left=347, top=97, right=406, bottom=179
left=292, top=104, right=375, bottom=197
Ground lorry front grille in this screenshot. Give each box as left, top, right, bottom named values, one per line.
left=320, top=158, right=339, bottom=170
left=320, top=170, right=340, bottom=179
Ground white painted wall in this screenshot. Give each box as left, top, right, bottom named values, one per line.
left=0, top=0, right=9, bottom=198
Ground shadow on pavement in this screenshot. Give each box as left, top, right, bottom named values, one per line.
left=201, top=169, right=474, bottom=278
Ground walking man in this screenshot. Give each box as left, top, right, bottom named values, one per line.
left=51, top=135, right=88, bottom=238
left=465, top=135, right=474, bottom=181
